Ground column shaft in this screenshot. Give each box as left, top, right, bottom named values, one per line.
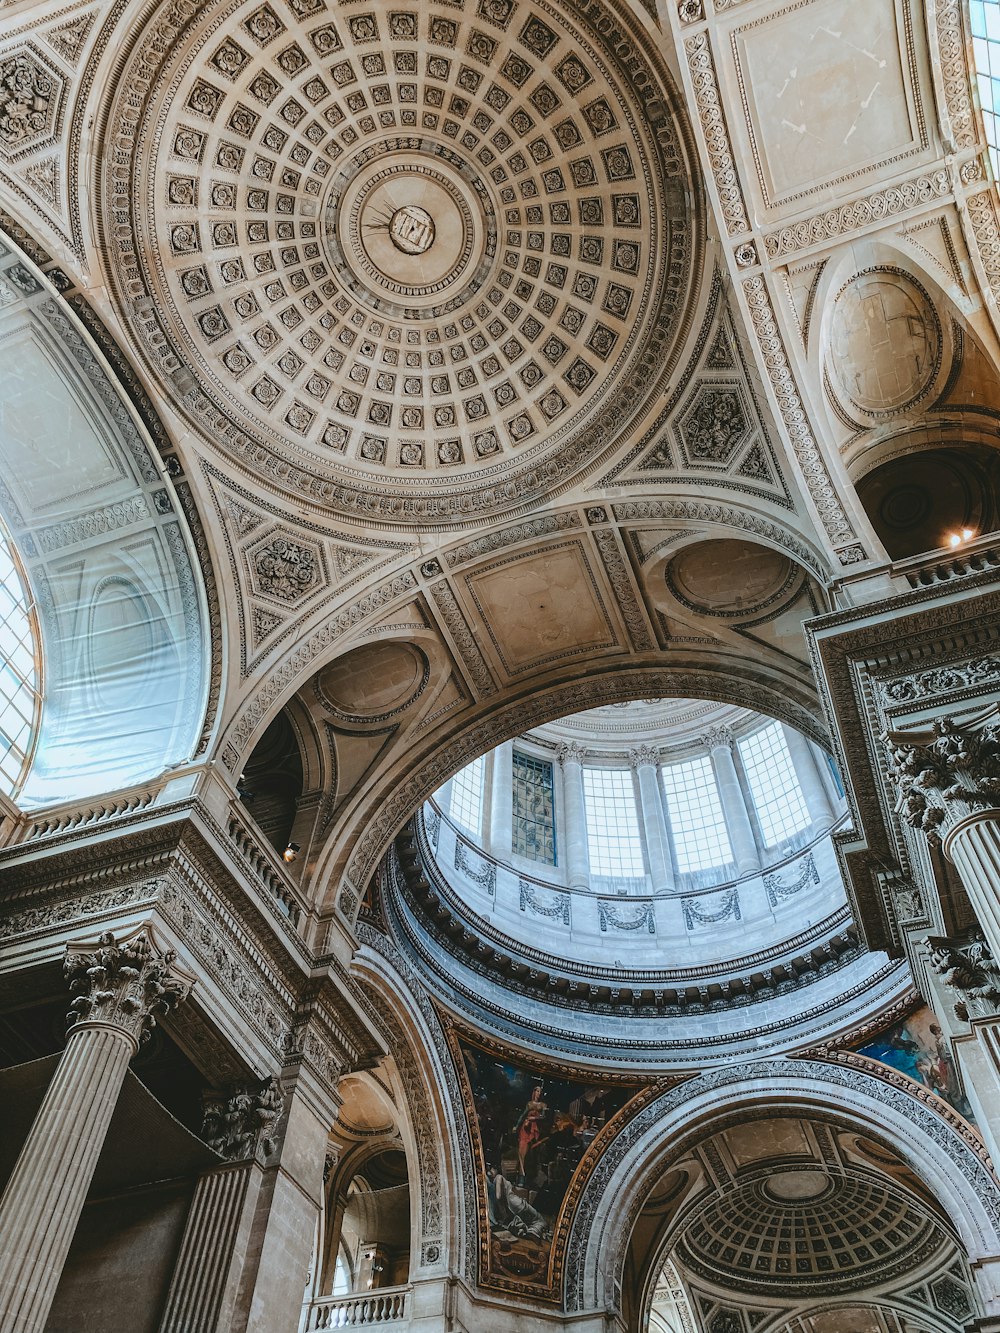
left=708, top=742, right=760, bottom=874
left=635, top=762, right=673, bottom=892
left=561, top=757, right=590, bottom=890
left=946, top=811, right=1000, bottom=964
left=782, top=724, right=836, bottom=831
left=488, top=742, right=513, bottom=859
left=0, top=1023, right=136, bottom=1333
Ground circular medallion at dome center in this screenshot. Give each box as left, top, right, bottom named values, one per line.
left=329, top=156, right=484, bottom=308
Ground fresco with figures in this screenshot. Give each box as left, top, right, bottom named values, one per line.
left=456, top=1036, right=650, bottom=1297
left=857, top=1004, right=975, bottom=1122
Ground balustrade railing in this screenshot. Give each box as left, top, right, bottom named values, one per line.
left=305, top=1286, right=410, bottom=1329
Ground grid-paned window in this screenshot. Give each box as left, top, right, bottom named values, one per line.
left=447, top=756, right=484, bottom=836
left=971, top=0, right=1000, bottom=179
left=583, top=767, right=645, bottom=878
left=739, top=723, right=810, bottom=847
left=0, top=526, right=40, bottom=796
left=512, top=751, right=556, bottom=864
left=661, top=755, right=733, bottom=873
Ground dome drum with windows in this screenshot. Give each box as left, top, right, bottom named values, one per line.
left=416, top=699, right=850, bottom=976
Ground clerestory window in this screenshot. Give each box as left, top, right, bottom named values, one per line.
left=738, top=723, right=810, bottom=847
left=582, top=766, right=645, bottom=878
left=448, top=755, right=485, bottom=837
left=512, top=751, right=556, bottom=864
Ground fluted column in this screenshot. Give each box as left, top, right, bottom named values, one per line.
left=159, top=1079, right=283, bottom=1333
left=886, top=706, right=1000, bottom=960
left=558, top=742, right=590, bottom=889
left=781, top=724, right=836, bottom=831
left=630, top=745, right=673, bottom=892
left=0, top=927, right=194, bottom=1333
left=489, top=741, right=513, bottom=859
left=703, top=726, right=760, bottom=875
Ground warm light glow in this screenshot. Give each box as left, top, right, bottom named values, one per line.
left=948, top=529, right=977, bottom=548
left=283, top=842, right=299, bottom=863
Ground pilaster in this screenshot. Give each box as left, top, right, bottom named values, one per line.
left=703, top=725, right=760, bottom=875
left=558, top=742, right=591, bottom=890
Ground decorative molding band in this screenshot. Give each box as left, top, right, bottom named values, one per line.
left=429, top=580, right=498, bottom=699
left=684, top=31, right=750, bottom=236
left=592, top=528, right=654, bottom=652
left=741, top=275, right=858, bottom=553
left=762, top=171, right=951, bottom=261
left=935, top=0, right=978, bottom=151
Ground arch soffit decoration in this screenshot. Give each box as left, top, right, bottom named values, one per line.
left=564, top=1058, right=1000, bottom=1316
left=350, top=941, right=469, bottom=1275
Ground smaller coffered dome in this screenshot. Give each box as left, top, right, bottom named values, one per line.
left=676, top=1168, right=944, bottom=1296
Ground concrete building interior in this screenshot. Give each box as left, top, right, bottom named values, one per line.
left=2, top=0, right=1000, bottom=1329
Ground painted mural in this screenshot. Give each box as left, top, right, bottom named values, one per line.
left=856, top=1004, right=975, bottom=1121
left=456, top=1036, right=648, bottom=1296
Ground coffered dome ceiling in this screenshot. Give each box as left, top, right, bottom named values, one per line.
left=101, top=0, right=700, bottom=523
left=675, top=1168, right=944, bottom=1297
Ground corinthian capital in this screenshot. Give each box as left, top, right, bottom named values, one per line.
left=883, top=705, right=1000, bottom=843
left=64, top=927, right=195, bottom=1046
left=557, top=741, right=588, bottom=766
left=701, top=724, right=734, bottom=752
left=202, top=1077, right=284, bottom=1163
left=628, top=744, right=660, bottom=770
left=926, top=927, right=1000, bottom=1022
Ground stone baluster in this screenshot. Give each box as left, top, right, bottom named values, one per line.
left=781, top=723, right=837, bottom=831
left=884, top=706, right=1000, bottom=961
left=488, top=741, right=513, bottom=860
left=703, top=725, right=761, bottom=875
left=557, top=742, right=590, bottom=890
left=0, top=927, right=195, bottom=1333
left=629, top=745, right=674, bottom=893
left=159, top=1078, right=284, bottom=1333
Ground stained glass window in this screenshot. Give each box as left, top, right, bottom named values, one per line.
left=661, top=754, right=733, bottom=873
left=512, top=751, right=556, bottom=864
left=582, top=766, right=644, bottom=877
left=0, top=523, right=40, bottom=797
left=971, top=0, right=1000, bottom=178
left=739, top=723, right=810, bottom=847
left=448, top=756, right=484, bottom=836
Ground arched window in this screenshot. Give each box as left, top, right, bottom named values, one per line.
left=661, top=755, right=732, bottom=874
left=738, top=723, right=810, bottom=847
left=0, top=520, right=41, bottom=798
left=583, top=766, right=645, bottom=877
left=971, top=0, right=1000, bottom=177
